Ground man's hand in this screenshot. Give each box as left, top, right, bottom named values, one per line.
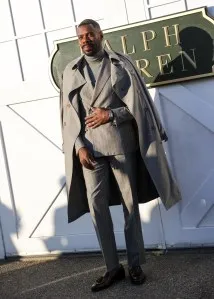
left=85, top=107, right=110, bottom=129
left=78, top=147, right=95, bottom=170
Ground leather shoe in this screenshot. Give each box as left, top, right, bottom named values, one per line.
left=129, top=266, right=146, bottom=285
left=91, top=264, right=125, bottom=292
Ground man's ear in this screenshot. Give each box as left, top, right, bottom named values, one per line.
left=100, top=31, right=104, bottom=40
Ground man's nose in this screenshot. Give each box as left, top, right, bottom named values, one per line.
left=82, top=35, right=90, bottom=44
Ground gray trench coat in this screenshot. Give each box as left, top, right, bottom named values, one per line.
left=60, top=50, right=181, bottom=223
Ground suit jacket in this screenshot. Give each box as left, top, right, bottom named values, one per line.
left=76, top=54, right=138, bottom=157
left=60, top=50, right=182, bottom=223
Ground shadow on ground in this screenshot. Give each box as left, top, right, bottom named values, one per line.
left=0, top=250, right=214, bottom=299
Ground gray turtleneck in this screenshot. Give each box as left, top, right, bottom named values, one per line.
left=84, top=49, right=105, bottom=87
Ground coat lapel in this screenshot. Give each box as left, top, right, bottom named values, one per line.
left=111, top=61, right=126, bottom=88
left=106, top=50, right=127, bottom=90
left=64, top=56, right=86, bottom=96
left=67, top=68, right=86, bottom=94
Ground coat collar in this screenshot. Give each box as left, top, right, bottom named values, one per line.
left=69, top=50, right=121, bottom=69
left=105, top=50, right=127, bottom=88
left=65, top=50, right=125, bottom=94
left=65, top=56, right=86, bottom=94
left=69, top=55, right=85, bottom=70
left=105, top=50, right=120, bottom=63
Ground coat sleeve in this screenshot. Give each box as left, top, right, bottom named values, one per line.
left=145, top=92, right=168, bottom=142
left=111, top=107, right=133, bottom=126
left=74, top=136, right=85, bottom=155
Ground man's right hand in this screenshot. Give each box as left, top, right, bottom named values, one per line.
left=78, top=147, right=95, bottom=170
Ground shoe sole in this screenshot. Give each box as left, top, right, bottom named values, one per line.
left=91, top=273, right=125, bottom=292
left=130, top=275, right=146, bottom=285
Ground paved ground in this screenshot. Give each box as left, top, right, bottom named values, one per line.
left=0, top=249, right=214, bottom=299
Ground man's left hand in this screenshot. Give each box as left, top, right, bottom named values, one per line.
left=85, top=108, right=110, bottom=129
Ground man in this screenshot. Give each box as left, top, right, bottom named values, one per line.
left=60, top=19, right=181, bottom=292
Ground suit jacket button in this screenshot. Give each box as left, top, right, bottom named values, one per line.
left=67, top=103, right=71, bottom=108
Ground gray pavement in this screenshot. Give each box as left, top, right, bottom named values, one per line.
left=0, top=249, right=214, bottom=299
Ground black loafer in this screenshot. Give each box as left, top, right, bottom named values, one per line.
left=129, top=266, right=146, bottom=285
left=91, top=264, right=125, bottom=292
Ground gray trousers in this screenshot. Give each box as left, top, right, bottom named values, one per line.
left=82, top=152, right=145, bottom=271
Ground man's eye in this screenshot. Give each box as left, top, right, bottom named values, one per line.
left=88, top=33, right=95, bottom=38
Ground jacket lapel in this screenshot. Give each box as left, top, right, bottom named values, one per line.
left=81, top=63, right=94, bottom=101
left=91, top=56, right=111, bottom=105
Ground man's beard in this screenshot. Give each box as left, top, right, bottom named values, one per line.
left=82, top=43, right=100, bottom=56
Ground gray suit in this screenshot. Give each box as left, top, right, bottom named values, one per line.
left=76, top=56, right=138, bottom=156
left=76, top=54, right=145, bottom=271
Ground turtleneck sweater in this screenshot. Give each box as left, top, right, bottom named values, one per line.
left=84, top=49, right=105, bottom=87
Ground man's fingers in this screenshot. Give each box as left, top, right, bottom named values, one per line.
left=85, top=115, right=94, bottom=121
left=89, top=153, right=95, bottom=163
left=85, top=118, right=102, bottom=128
left=85, top=112, right=98, bottom=121
left=85, top=118, right=96, bottom=125
left=85, top=164, right=94, bottom=170
left=85, top=116, right=98, bottom=124
left=85, top=107, right=108, bottom=128
left=81, top=156, right=95, bottom=170
left=91, top=123, right=100, bottom=128
left=88, top=122, right=101, bottom=129
left=83, top=160, right=94, bottom=170
left=87, top=156, right=95, bottom=168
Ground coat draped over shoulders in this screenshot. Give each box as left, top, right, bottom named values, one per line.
left=60, top=50, right=182, bottom=223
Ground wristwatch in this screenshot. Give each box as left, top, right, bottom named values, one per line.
left=108, top=109, right=114, bottom=122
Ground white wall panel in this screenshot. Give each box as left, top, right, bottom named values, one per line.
left=0, top=0, right=14, bottom=41
left=187, top=0, right=214, bottom=10
left=41, top=0, right=74, bottom=30
left=0, top=105, right=64, bottom=238
left=148, top=0, right=181, bottom=5
left=199, top=206, right=214, bottom=227
left=47, top=28, right=76, bottom=53
left=0, top=81, right=57, bottom=106
left=125, top=0, right=147, bottom=23
left=150, top=1, right=186, bottom=18
left=11, top=97, right=62, bottom=149
left=10, top=0, right=43, bottom=36
left=33, top=190, right=95, bottom=237
left=102, top=0, right=128, bottom=29
left=18, top=35, right=49, bottom=81
left=0, top=41, right=22, bottom=87
left=158, top=80, right=214, bottom=246
left=73, top=0, right=104, bottom=23
left=73, top=0, right=128, bottom=29
left=182, top=79, right=214, bottom=108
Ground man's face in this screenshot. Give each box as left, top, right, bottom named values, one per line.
left=77, top=24, right=103, bottom=56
